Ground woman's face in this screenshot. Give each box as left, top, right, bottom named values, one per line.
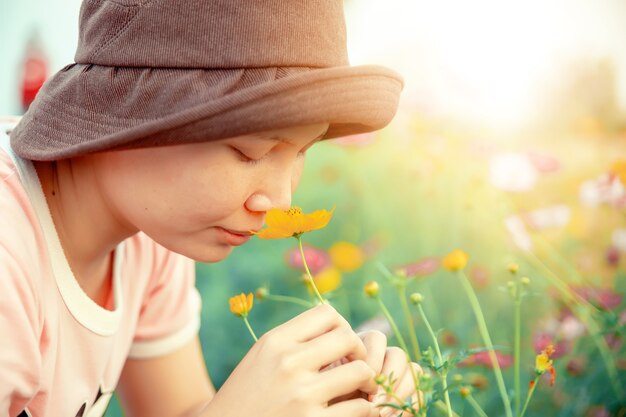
left=91, top=123, right=329, bottom=263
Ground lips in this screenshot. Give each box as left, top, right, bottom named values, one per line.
left=215, top=227, right=255, bottom=246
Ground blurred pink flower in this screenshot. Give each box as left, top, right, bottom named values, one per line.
left=526, top=151, right=561, bottom=173
left=570, top=286, right=623, bottom=310
left=469, top=265, right=491, bottom=289
left=533, top=332, right=570, bottom=359
left=579, top=173, right=626, bottom=208
left=441, top=329, right=458, bottom=347
left=459, top=349, right=513, bottom=369
left=395, top=257, right=439, bottom=278
left=606, top=246, right=620, bottom=267
left=284, top=245, right=330, bottom=274
left=557, top=315, right=586, bottom=341
left=604, top=333, right=623, bottom=351
left=360, top=236, right=384, bottom=258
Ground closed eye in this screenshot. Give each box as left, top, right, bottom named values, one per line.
left=230, top=146, right=265, bottom=165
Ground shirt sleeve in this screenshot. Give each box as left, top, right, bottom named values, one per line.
left=0, top=246, right=42, bottom=417
left=127, top=240, right=202, bottom=359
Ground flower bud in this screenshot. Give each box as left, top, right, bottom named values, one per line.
left=255, top=287, right=269, bottom=300
left=442, top=249, right=469, bottom=271
left=469, top=374, right=489, bottom=390
left=374, top=374, right=386, bottom=385
left=394, top=268, right=407, bottom=278
left=452, top=374, right=463, bottom=383
left=410, top=292, right=424, bottom=305
left=507, top=280, right=517, bottom=297
left=459, top=386, right=471, bottom=398
left=364, top=281, right=380, bottom=298
left=520, top=276, right=531, bottom=286
left=507, top=262, right=519, bottom=274
left=420, top=373, right=432, bottom=382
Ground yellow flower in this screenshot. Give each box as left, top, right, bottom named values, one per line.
left=442, top=249, right=469, bottom=271
left=254, top=207, right=334, bottom=239
left=534, top=344, right=556, bottom=386
left=305, top=267, right=341, bottom=294
left=611, top=160, right=626, bottom=186
left=229, top=293, right=254, bottom=317
left=535, top=352, right=552, bottom=373
left=364, top=281, right=380, bottom=297
left=328, top=241, right=365, bottom=272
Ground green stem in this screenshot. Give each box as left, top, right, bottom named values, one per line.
left=514, top=296, right=522, bottom=416
left=526, top=253, right=624, bottom=400
left=417, top=304, right=453, bottom=417
left=465, top=394, right=489, bottom=417
left=243, top=316, right=258, bottom=342
left=434, top=400, right=461, bottom=417
left=376, top=262, right=422, bottom=360
left=399, top=285, right=422, bottom=361
left=297, top=236, right=325, bottom=304
left=458, top=271, right=513, bottom=417
left=378, top=297, right=411, bottom=362
left=519, top=377, right=538, bottom=417
left=264, top=293, right=314, bottom=308
left=377, top=296, right=422, bottom=409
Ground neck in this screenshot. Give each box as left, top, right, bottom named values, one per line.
left=33, top=157, right=136, bottom=306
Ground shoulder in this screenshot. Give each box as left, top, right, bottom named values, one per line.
left=124, top=232, right=195, bottom=280
left=0, top=117, right=46, bottom=317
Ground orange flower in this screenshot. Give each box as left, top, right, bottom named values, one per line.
left=305, top=267, right=342, bottom=294
left=229, top=293, right=254, bottom=317
left=442, top=249, right=469, bottom=271
left=328, top=241, right=365, bottom=272
left=534, top=344, right=557, bottom=386
left=254, top=207, right=334, bottom=239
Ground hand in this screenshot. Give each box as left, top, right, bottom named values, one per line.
left=327, top=331, right=422, bottom=417
left=200, top=303, right=380, bottom=417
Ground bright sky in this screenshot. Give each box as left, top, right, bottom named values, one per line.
left=346, top=0, right=626, bottom=130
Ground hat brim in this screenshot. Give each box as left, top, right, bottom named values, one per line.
left=11, top=64, right=403, bottom=161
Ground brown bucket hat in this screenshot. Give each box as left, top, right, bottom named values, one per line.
left=10, top=0, right=404, bottom=161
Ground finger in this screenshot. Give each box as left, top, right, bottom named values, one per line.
left=323, top=397, right=379, bottom=417
left=296, top=326, right=367, bottom=369
left=379, top=363, right=423, bottom=417
left=380, top=347, right=410, bottom=389
left=271, top=303, right=350, bottom=343
left=392, top=367, right=418, bottom=407
left=358, top=330, right=387, bottom=375
left=315, top=360, right=378, bottom=401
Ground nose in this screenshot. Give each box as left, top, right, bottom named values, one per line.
left=245, top=173, right=293, bottom=213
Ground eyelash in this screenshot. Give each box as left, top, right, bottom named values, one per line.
left=230, top=146, right=307, bottom=165
left=231, top=146, right=264, bottom=165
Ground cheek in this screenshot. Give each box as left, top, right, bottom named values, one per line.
left=291, top=157, right=306, bottom=193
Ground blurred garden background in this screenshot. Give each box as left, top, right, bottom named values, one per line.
left=2, top=0, right=626, bottom=416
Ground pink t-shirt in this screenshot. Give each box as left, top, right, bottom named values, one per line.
left=0, top=122, right=202, bottom=417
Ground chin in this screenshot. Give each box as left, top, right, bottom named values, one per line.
left=189, top=244, right=235, bottom=263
